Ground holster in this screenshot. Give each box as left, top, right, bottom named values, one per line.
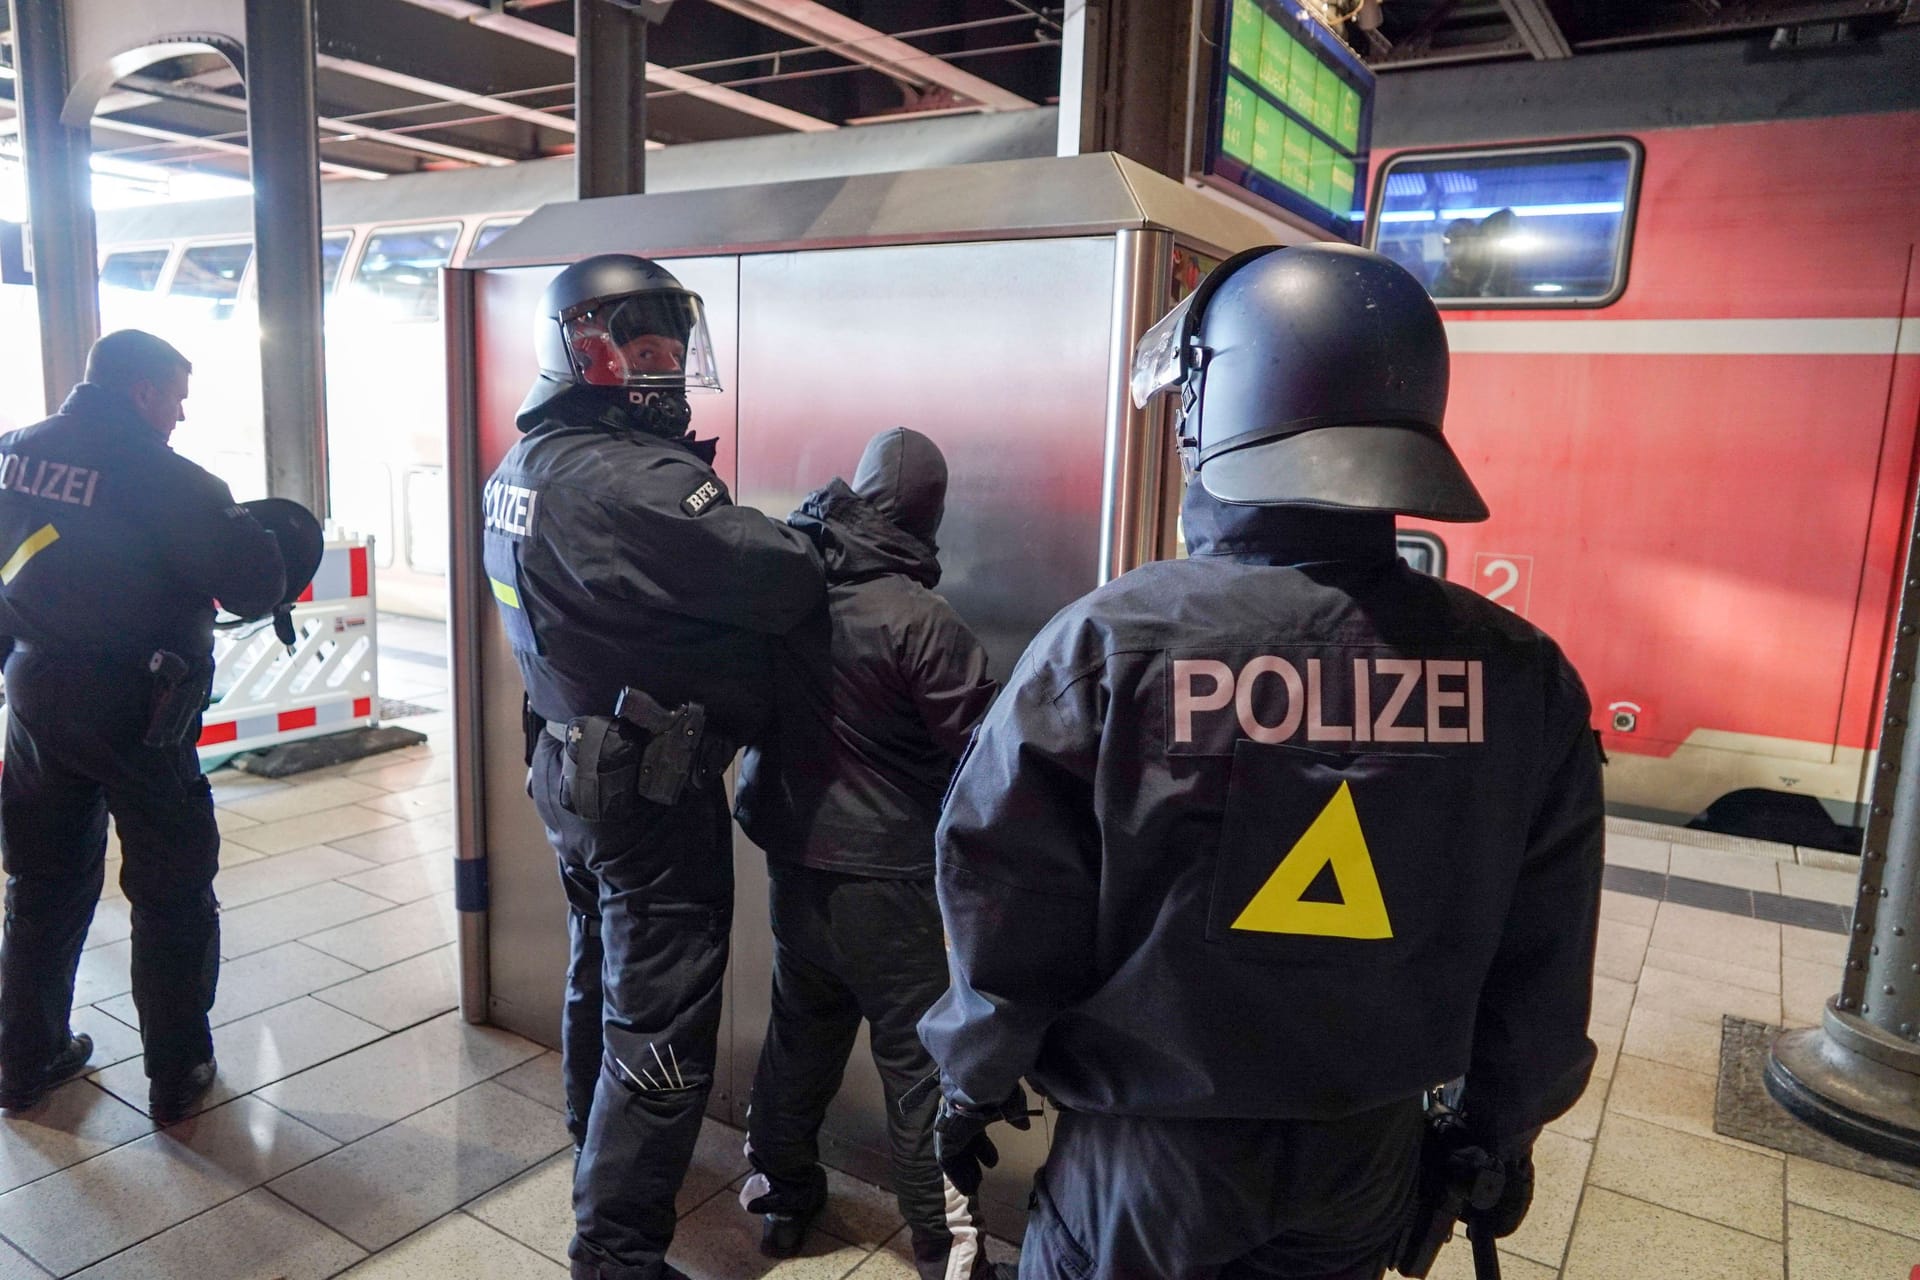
left=1391, top=1090, right=1505, bottom=1279
left=559, top=715, right=642, bottom=821
left=552, top=686, right=735, bottom=819
left=143, top=649, right=212, bottom=748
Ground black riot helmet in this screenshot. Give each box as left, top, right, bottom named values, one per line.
left=518, top=253, right=722, bottom=433
left=1131, top=243, right=1487, bottom=522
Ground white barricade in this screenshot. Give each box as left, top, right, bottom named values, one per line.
left=198, top=536, right=380, bottom=760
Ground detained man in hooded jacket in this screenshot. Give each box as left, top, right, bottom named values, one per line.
left=734, top=428, right=999, bottom=1280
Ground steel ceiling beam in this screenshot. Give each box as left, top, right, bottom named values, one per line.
left=1572, top=0, right=1905, bottom=48
left=314, top=53, right=577, bottom=135
left=386, top=0, right=835, bottom=131
left=88, top=115, right=395, bottom=179
left=1497, top=0, right=1572, bottom=58
left=703, top=0, right=1034, bottom=110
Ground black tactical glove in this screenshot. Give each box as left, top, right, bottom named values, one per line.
left=1477, top=1148, right=1534, bottom=1238
left=932, top=1085, right=1035, bottom=1198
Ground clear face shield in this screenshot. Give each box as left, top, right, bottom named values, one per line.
left=562, top=290, right=724, bottom=394
left=1129, top=290, right=1201, bottom=410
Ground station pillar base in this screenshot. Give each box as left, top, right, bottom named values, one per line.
left=1766, top=1001, right=1920, bottom=1167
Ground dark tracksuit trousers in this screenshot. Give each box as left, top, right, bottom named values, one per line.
left=0, top=649, right=220, bottom=1088
left=531, top=732, right=733, bottom=1280
left=1020, top=1098, right=1426, bottom=1280
left=747, top=864, right=981, bottom=1280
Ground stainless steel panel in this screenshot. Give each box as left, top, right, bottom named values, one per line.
left=729, top=236, right=1120, bottom=1227
left=462, top=258, right=743, bottom=1051
left=1098, top=229, right=1175, bottom=581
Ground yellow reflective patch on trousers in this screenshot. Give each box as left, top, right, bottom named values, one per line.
left=489, top=576, right=521, bottom=609
left=0, top=523, right=59, bottom=584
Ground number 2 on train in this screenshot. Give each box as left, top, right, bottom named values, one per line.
left=1473, top=553, right=1533, bottom=617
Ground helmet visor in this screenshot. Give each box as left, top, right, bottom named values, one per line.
left=564, top=290, right=723, bottom=393
left=1130, top=291, right=1200, bottom=408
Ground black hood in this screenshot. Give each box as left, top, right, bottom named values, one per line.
left=1182, top=477, right=1398, bottom=567
left=851, top=427, right=946, bottom=547
left=792, top=479, right=940, bottom=589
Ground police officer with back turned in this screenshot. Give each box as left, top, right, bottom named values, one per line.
left=919, top=245, right=1605, bottom=1280
left=0, top=330, right=288, bottom=1123
left=484, top=254, right=823, bottom=1280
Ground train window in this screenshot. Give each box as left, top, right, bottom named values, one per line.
left=404, top=467, right=448, bottom=576
left=321, top=232, right=352, bottom=295
left=1395, top=531, right=1445, bottom=576
left=100, top=249, right=169, bottom=293
left=167, top=242, right=253, bottom=319
left=469, top=218, right=521, bottom=259
left=346, top=224, right=459, bottom=322
left=1369, top=141, right=1640, bottom=307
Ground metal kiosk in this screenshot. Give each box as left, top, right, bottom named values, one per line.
left=445, top=153, right=1281, bottom=1225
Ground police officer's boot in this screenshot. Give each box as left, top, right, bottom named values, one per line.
left=149, top=1058, right=218, bottom=1124
left=740, top=1163, right=827, bottom=1258
left=0, top=1033, right=94, bottom=1111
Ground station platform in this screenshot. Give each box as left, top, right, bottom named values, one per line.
left=0, top=626, right=1911, bottom=1279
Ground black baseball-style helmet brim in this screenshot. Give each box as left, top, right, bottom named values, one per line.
left=240, top=497, right=326, bottom=610
left=1200, top=424, right=1490, bottom=523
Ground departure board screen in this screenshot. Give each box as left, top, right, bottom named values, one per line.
left=1206, top=0, right=1372, bottom=243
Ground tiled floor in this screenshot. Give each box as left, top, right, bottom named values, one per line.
left=0, top=624, right=1913, bottom=1278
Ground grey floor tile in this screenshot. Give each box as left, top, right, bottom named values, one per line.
left=1786, top=1203, right=1920, bottom=1279
left=82, top=897, right=133, bottom=950
left=216, top=845, right=381, bottom=907
left=670, top=1188, right=867, bottom=1280
left=467, top=1151, right=573, bottom=1265
left=327, top=818, right=456, bottom=865
left=94, top=998, right=387, bottom=1119
left=226, top=808, right=401, bottom=858
left=302, top=893, right=457, bottom=970
left=72, top=940, right=134, bottom=1007
left=1588, top=1112, right=1784, bottom=1239
left=1785, top=1155, right=1920, bottom=1241
left=362, top=784, right=454, bottom=822
left=493, top=1053, right=567, bottom=1115
left=207, top=772, right=291, bottom=807
left=95, top=942, right=366, bottom=1032
left=258, top=1011, right=545, bottom=1143
left=0, top=1236, right=39, bottom=1280
left=340, top=853, right=456, bottom=905
left=68, top=1187, right=367, bottom=1280
left=0, top=1095, right=337, bottom=1275
left=220, top=777, right=391, bottom=824
left=0, top=1080, right=154, bottom=1195
left=681, top=1120, right=752, bottom=1217
left=71, top=1005, right=146, bottom=1070
left=220, top=881, right=397, bottom=959
left=351, top=752, right=451, bottom=794
left=313, top=946, right=459, bottom=1032
left=338, top=1211, right=567, bottom=1278
left=1561, top=1187, right=1780, bottom=1280
left=269, top=1081, right=569, bottom=1252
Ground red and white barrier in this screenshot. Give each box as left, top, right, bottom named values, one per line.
left=198, top=537, right=381, bottom=761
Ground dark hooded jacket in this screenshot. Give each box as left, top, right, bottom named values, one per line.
left=483, top=386, right=823, bottom=741
left=920, top=486, right=1604, bottom=1148
left=0, top=382, right=284, bottom=662
left=735, top=428, right=998, bottom=877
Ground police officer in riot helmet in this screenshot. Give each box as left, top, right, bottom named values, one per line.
left=919, top=245, right=1604, bottom=1279
left=0, top=330, right=305, bottom=1124
left=484, top=254, right=823, bottom=1280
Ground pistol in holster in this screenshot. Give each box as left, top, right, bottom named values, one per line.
left=1392, top=1087, right=1506, bottom=1280
left=556, top=685, right=734, bottom=820
left=143, top=649, right=212, bottom=748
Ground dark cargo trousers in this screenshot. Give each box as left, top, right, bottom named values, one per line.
left=1020, top=1099, right=1426, bottom=1280
left=746, top=864, right=984, bottom=1280
left=531, top=732, right=733, bottom=1280
left=0, top=649, right=220, bottom=1090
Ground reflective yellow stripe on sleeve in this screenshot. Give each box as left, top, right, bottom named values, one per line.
left=0, top=523, right=60, bottom=584
left=489, top=576, right=521, bottom=609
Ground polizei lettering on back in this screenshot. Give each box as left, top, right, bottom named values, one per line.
left=483, top=479, right=539, bottom=538
left=1168, top=650, right=1486, bottom=754
left=0, top=453, right=100, bottom=507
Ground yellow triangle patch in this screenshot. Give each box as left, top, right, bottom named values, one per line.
left=1230, top=781, right=1392, bottom=939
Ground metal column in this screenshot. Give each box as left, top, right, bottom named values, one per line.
left=11, top=0, right=100, bottom=413
left=1768, top=461, right=1920, bottom=1161
left=575, top=0, right=650, bottom=199
left=244, top=0, right=331, bottom=518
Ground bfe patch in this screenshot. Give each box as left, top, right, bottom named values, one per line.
left=681, top=480, right=724, bottom=517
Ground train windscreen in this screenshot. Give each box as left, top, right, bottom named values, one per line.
left=1370, top=141, right=1640, bottom=306
left=321, top=232, right=351, bottom=296
left=346, top=224, right=459, bottom=322
left=167, top=242, right=252, bottom=321
left=101, top=249, right=169, bottom=293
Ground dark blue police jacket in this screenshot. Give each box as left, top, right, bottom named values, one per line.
left=0, top=383, right=284, bottom=663
left=919, top=493, right=1605, bottom=1148
left=482, top=388, right=823, bottom=742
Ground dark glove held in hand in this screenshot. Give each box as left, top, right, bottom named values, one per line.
left=932, top=1086, right=1034, bottom=1198
left=1479, top=1151, right=1534, bottom=1238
